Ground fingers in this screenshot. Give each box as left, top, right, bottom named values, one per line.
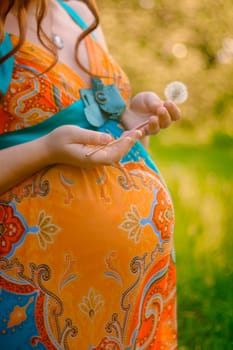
left=142, top=110, right=170, bottom=135
left=80, top=128, right=113, bottom=145
left=52, top=125, right=142, bottom=168
left=153, top=101, right=181, bottom=131
left=65, top=125, right=113, bottom=145
left=86, top=129, right=142, bottom=165
left=157, top=107, right=172, bottom=129
left=145, top=101, right=180, bottom=134
left=139, top=116, right=160, bottom=136
left=164, top=101, right=181, bottom=121
left=148, top=116, right=161, bottom=134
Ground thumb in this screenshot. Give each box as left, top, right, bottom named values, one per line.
left=144, top=93, right=163, bottom=112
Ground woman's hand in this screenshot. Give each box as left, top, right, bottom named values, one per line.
left=45, top=125, right=142, bottom=167
left=121, top=91, right=181, bottom=136
left=0, top=125, right=142, bottom=195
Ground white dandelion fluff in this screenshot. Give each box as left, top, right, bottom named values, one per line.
left=164, top=81, right=188, bottom=104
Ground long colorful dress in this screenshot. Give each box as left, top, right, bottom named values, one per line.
left=0, top=9, right=177, bottom=350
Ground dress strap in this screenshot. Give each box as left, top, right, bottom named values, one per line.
left=0, top=1, right=95, bottom=99
left=56, top=0, right=96, bottom=39
left=0, top=33, right=14, bottom=98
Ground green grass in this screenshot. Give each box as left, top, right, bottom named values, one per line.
left=150, top=139, right=233, bottom=349
left=98, top=1, right=233, bottom=347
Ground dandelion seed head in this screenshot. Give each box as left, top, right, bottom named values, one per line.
left=164, top=81, right=188, bottom=104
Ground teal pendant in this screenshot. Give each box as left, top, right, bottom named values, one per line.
left=80, top=77, right=126, bottom=128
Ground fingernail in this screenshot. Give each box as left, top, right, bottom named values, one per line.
left=164, top=101, right=171, bottom=107
left=101, top=134, right=112, bottom=144
left=158, top=107, right=166, bottom=115
left=126, top=136, right=134, bottom=143
left=128, top=129, right=140, bottom=137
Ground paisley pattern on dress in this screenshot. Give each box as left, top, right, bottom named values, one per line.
left=0, top=203, right=26, bottom=257
left=0, top=258, right=78, bottom=349
left=0, top=22, right=177, bottom=350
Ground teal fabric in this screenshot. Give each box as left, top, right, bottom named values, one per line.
left=0, top=97, right=159, bottom=173
left=0, top=32, right=14, bottom=97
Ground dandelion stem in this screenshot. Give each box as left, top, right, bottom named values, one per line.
left=85, top=120, right=149, bottom=157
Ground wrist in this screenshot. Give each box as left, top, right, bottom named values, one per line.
left=35, top=135, right=57, bottom=167
left=121, top=108, right=136, bottom=130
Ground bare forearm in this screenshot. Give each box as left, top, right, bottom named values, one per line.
left=0, top=137, right=51, bottom=195
left=0, top=124, right=144, bottom=195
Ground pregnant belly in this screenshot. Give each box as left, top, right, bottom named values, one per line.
left=0, top=159, right=176, bottom=349
left=0, top=160, right=174, bottom=262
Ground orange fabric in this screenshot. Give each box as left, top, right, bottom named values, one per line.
left=0, top=32, right=177, bottom=349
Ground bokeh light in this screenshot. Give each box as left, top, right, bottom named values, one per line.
left=99, top=1, right=233, bottom=348
left=138, top=0, right=155, bottom=10
left=172, top=42, right=188, bottom=58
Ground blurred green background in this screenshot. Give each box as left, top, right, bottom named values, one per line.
left=98, top=0, right=233, bottom=349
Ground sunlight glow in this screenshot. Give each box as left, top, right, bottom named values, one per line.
left=217, top=49, right=232, bottom=64
left=172, top=43, right=188, bottom=58
left=139, top=0, right=155, bottom=10
left=217, top=37, right=233, bottom=64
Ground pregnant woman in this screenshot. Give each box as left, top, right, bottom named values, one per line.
left=0, top=1, right=180, bottom=349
